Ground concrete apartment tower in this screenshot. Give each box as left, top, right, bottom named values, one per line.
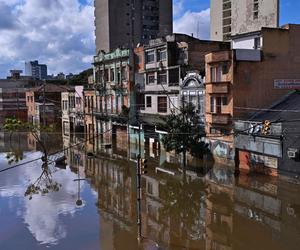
left=94, top=0, right=173, bottom=53
left=210, top=0, right=280, bottom=41
left=25, top=60, right=48, bottom=80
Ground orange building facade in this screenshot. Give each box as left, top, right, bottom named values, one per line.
left=205, top=24, right=300, bottom=164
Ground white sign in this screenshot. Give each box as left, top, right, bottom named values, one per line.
left=274, top=79, right=300, bottom=89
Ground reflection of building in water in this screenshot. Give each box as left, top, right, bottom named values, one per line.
left=205, top=167, right=300, bottom=250
left=205, top=167, right=234, bottom=250
left=84, top=156, right=137, bottom=249
left=142, top=171, right=206, bottom=249
left=0, top=132, right=29, bottom=153
left=233, top=175, right=282, bottom=250
left=27, top=132, right=63, bottom=154
left=61, top=91, right=75, bottom=137
left=232, top=176, right=300, bottom=250
left=63, top=133, right=86, bottom=175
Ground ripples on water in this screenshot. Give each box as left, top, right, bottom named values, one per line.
left=0, top=134, right=300, bottom=250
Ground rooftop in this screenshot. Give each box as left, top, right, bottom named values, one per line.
left=251, top=91, right=300, bottom=122
left=28, top=84, right=74, bottom=93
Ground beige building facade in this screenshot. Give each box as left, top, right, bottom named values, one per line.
left=211, top=0, right=279, bottom=41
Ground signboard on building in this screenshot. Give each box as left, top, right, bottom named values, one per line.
left=274, top=79, right=300, bottom=89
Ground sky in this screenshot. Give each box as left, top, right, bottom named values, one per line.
left=0, top=0, right=299, bottom=78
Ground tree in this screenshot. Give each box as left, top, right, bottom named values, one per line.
left=160, top=103, right=209, bottom=166
left=3, top=118, right=62, bottom=199
left=3, top=118, right=55, bottom=159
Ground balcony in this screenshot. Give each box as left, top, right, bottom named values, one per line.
left=206, top=82, right=230, bottom=94
left=206, top=113, right=231, bottom=125
left=206, top=51, right=231, bottom=64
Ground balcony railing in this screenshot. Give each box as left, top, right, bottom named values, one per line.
left=206, top=51, right=231, bottom=64
left=206, top=113, right=231, bottom=125
left=206, top=82, right=230, bottom=94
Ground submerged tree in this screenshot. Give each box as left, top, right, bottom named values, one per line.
left=3, top=118, right=62, bottom=199
left=24, top=163, right=62, bottom=200
left=4, top=118, right=57, bottom=160
left=160, top=103, right=209, bottom=166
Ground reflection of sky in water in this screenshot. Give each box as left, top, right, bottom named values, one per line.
left=0, top=152, right=90, bottom=246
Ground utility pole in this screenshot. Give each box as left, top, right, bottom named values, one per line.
left=128, top=0, right=143, bottom=242
left=43, top=80, right=46, bottom=127
left=16, top=88, right=19, bottom=120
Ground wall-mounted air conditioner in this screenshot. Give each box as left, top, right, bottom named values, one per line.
left=287, top=148, right=299, bottom=159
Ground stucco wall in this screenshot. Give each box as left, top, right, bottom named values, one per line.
left=231, top=0, right=279, bottom=36
left=210, top=0, right=223, bottom=41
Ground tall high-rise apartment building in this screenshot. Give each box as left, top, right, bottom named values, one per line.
left=94, top=0, right=173, bottom=53
left=211, top=0, right=280, bottom=41
left=25, top=60, right=48, bottom=80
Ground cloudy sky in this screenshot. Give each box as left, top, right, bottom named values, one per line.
left=0, top=0, right=299, bottom=78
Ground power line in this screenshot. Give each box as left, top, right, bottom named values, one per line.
left=234, top=106, right=300, bottom=113
left=0, top=128, right=113, bottom=174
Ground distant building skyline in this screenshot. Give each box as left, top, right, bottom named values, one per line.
left=25, top=60, right=48, bottom=80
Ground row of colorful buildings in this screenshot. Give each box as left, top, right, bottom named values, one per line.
left=49, top=25, right=300, bottom=178
left=3, top=25, right=297, bottom=177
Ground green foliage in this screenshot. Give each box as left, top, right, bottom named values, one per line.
left=68, top=68, right=93, bottom=85
left=3, top=118, right=57, bottom=163
left=6, top=151, right=24, bottom=165
left=4, top=118, right=57, bottom=134
left=160, top=103, right=209, bottom=159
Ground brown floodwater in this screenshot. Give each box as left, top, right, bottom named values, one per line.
left=0, top=132, right=300, bottom=250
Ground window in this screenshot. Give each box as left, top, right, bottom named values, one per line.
left=210, top=96, right=224, bottom=114
left=110, top=68, right=115, bottom=82
left=147, top=73, right=155, bottom=85
left=254, top=11, right=258, bottom=19
left=254, top=37, right=261, bottom=49
left=169, top=96, right=178, bottom=110
left=104, top=69, right=109, bottom=82
left=253, top=0, right=259, bottom=19
left=146, top=96, right=152, bottom=108
left=222, top=96, right=228, bottom=105
left=147, top=182, right=153, bottom=195
left=210, top=97, right=215, bottom=113
left=222, top=62, right=229, bottom=74
left=116, top=67, right=121, bottom=83
left=210, top=127, right=230, bottom=135
left=169, top=68, right=179, bottom=86
left=146, top=51, right=155, bottom=63
left=216, top=97, right=222, bottom=113
left=157, top=49, right=167, bottom=61
left=121, top=67, right=127, bottom=81
left=63, top=121, right=69, bottom=136
left=158, top=71, right=167, bottom=85
left=157, top=96, right=167, bottom=113
left=210, top=66, right=222, bottom=82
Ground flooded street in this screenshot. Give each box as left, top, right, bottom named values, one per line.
left=1, top=132, right=300, bottom=250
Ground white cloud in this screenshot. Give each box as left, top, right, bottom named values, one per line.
left=0, top=0, right=95, bottom=77
left=0, top=0, right=211, bottom=77
left=173, top=8, right=210, bottom=40
left=0, top=156, right=85, bottom=245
